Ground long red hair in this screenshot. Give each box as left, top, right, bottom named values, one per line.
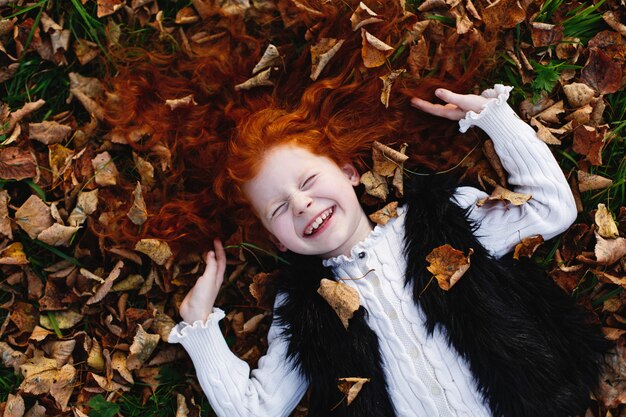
left=101, top=0, right=496, bottom=254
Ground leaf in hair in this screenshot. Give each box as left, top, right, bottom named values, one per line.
left=310, top=38, right=345, bottom=81
left=350, top=2, right=383, bottom=32
left=361, top=29, right=394, bottom=68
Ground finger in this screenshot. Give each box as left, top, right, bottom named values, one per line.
left=213, top=239, right=226, bottom=286
left=435, top=89, right=486, bottom=113
left=200, top=251, right=217, bottom=281
left=411, top=98, right=466, bottom=120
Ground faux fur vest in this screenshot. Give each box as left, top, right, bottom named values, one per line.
left=273, top=173, right=610, bottom=417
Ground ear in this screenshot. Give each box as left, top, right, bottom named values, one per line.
left=268, top=234, right=288, bottom=252
left=341, top=163, right=360, bottom=186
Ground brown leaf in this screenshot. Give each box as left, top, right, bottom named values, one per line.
left=565, top=104, right=593, bottom=125
left=603, top=11, right=626, bottom=36
left=50, top=364, right=76, bottom=410
left=369, top=201, right=398, bottom=226
left=67, top=72, right=105, bottom=120
left=28, top=121, right=71, bottom=144
left=530, top=22, right=563, bottom=47
left=165, top=94, right=197, bottom=111
left=4, top=393, right=25, bottom=417
left=597, top=341, right=626, bottom=408
left=372, top=141, right=409, bottom=177
left=450, top=4, right=473, bottom=34
left=242, top=313, right=266, bottom=333
left=350, top=2, right=383, bottom=31
left=361, top=29, right=394, bottom=68
left=126, top=324, right=160, bottom=370
left=39, top=310, right=83, bottom=330
left=175, top=7, right=200, bottom=24
left=476, top=184, right=531, bottom=207
left=482, top=139, right=508, bottom=183
left=134, top=238, right=172, bottom=265
left=337, top=377, right=370, bottom=406
left=15, top=195, right=53, bottom=239
left=310, top=38, right=345, bottom=81
left=563, top=83, right=596, bottom=108
left=86, top=260, right=124, bottom=305
left=91, top=151, right=119, bottom=186
left=68, top=189, right=99, bottom=227
left=407, top=37, right=429, bottom=76
left=581, top=47, right=623, bottom=95
left=91, top=372, right=129, bottom=392
left=530, top=118, right=561, bottom=145
left=23, top=401, right=46, bottom=417
left=0, top=190, right=12, bottom=239
left=317, top=278, right=360, bottom=329
left=19, top=352, right=58, bottom=395
left=360, top=171, right=388, bottom=201
left=48, top=143, right=74, bottom=182
left=37, top=223, right=80, bottom=247
left=595, top=232, right=626, bottom=266
left=481, top=0, right=525, bottom=29
left=45, top=340, right=76, bottom=367
left=0, top=147, right=37, bottom=180
left=111, top=274, right=145, bottom=292
left=0, top=242, right=29, bottom=265
left=596, top=204, right=619, bottom=239
left=112, top=351, right=134, bottom=383
left=234, top=67, right=273, bottom=91
left=536, top=100, right=564, bottom=124
left=513, top=235, right=544, bottom=260
left=379, top=69, right=405, bottom=108
left=2, top=100, right=46, bottom=135
left=602, top=327, right=626, bottom=341
left=86, top=338, right=104, bottom=371
left=426, top=244, right=473, bottom=291
left=572, top=124, right=607, bottom=166
left=133, top=152, right=156, bottom=189
left=593, top=270, right=626, bottom=287
left=578, top=170, right=613, bottom=192
left=253, top=44, right=281, bottom=74
left=0, top=342, right=27, bottom=372
left=127, top=182, right=148, bottom=226
left=176, top=393, right=190, bottom=417
left=73, top=38, right=100, bottom=65
left=97, top=0, right=124, bottom=17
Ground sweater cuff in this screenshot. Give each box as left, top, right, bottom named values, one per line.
left=168, top=308, right=225, bottom=343
left=458, top=85, right=515, bottom=134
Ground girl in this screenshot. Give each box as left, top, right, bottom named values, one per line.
left=168, top=85, right=609, bottom=417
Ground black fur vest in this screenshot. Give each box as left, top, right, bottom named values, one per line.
left=273, top=173, right=610, bottom=417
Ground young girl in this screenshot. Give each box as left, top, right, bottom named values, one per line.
left=168, top=85, right=609, bottom=417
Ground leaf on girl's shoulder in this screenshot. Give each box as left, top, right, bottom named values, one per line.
left=310, top=38, right=344, bottom=81
left=127, top=182, right=148, bottom=226
left=164, top=94, right=197, bottom=111
left=513, top=235, right=544, bottom=260
left=476, top=183, right=531, bottom=207
left=361, top=29, right=393, bottom=68
left=379, top=69, right=405, bottom=108
left=337, top=377, right=370, bottom=406
left=134, top=238, right=173, bottom=266
left=572, top=124, right=607, bottom=166
left=369, top=201, right=398, bottom=226
left=577, top=171, right=613, bottom=193
left=426, top=244, right=473, bottom=291
left=317, top=278, right=360, bottom=330
left=350, top=2, right=383, bottom=32
left=361, top=170, right=389, bottom=201
left=596, top=204, right=620, bottom=239
left=372, top=141, right=408, bottom=177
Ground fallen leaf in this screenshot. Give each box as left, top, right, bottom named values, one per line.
left=175, top=7, right=200, bottom=24
left=593, top=270, right=626, bottom=287
left=0, top=341, right=27, bottom=372
left=572, top=124, right=606, bottom=166
left=127, top=182, right=148, bottom=225
left=40, top=310, right=83, bottom=330
left=602, top=327, right=626, bottom=341
left=556, top=37, right=581, bottom=60
left=0, top=63, right=20, bottom=84
left=48, top=143, right=74, bottom=182
left=28, top=121, right=72, bottom=144
left=15, top=195, right=53, bottom=239
left=597, top=341, right=626, bottom=408
left=417, top=0, right=446, bottom=11
left=165, top=94, right=197, bottom=110
left=536, top=100, right=564, bottom=124
left=97, top=0, right=124, bottom=18
left=24, top=401, right=46, bottom=417
left=450, top=4, right=473, bottom=34
left=337, top=377, right=370, bottom=406
left=426, top=244, right=473, bottom=291
left=379, top=69, right=406, bottom=108
left=73, top=38, right=100, bottom=65
left=86, top=338, right=104, bottom=371
left=407, top=37, right=429, bottom=76
left=360, top=170, right=388, bottom=200
left=310, top=38, right=345, bottom=81
left=126, top=324, right=160, bottom=370
left=519, top=96, right=554, bottom=120
left=253, top=44, right=281, bottom=74
left=176, top=393, right=190, bottom=417
left=530, top=22, right=563, bottom=47
left=603, top=11, right=626, bottom=36
left=361, top=29, right=394, bottom=68
left=111, top=273, right=145, bottom=292
left=2, top=100, right=45, bottom=135
left=4, top=393, right=25, bottom=417
left=350, top=2, right=383, bottom=31
left=68, top=189, right=99, bottom=227
left=150, top=311, right=176, bottom=342
left=45, top=340, right=76, bottom=367
left=133, top=152, right=156, bottom=189
left=67, top=72, right=105, bottom=120
left=0, top=190, right=12, bottom=239
left=481, top=0, right=525, bottom=29
left=563, top=83, right=596, bottom=108
left=0, top=242, right=29, bottom=265
left=596, top=204, right=620, bottom=239
left=111, top=351, right=134, bottom=383
left=595, top=232, right=626, bottom=266
left=581, top=47, right=623, bottom=95
left=0, top=147, right=37, bottom=180
left=530, top=118, right=561, bottom=145
left=513, top=235, right=544, bottom=260
left=37, top=223, right=80, bottom=247
left=235, top=67, right=273, bottom=91
left=578, top=171, right=613, bottom=192
left=317, top=278, right=360, bottom=329
left=86, top=260, right=124, bottom=305
left=134, top=238, right=172, bottom=265
left=242, top=313, right=266, bottom=333
left=369, top=201, right=399, bottom=226
left=91, top=151, right=119, bottom=186
left=476, top=184, right=531, bottom=207
left=29, top=326, right=52, bottom=342
left=19, top=352, right=58, bottom=395
left=50, top=364, right=76, bottom=410
left=372, top=141, right=409, bottom=177
left=91, top=372, right=129, bottom=392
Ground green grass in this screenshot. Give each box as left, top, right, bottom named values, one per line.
left=0, top=367, right=20, bottom=403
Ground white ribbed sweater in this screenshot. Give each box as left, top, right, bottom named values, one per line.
left=168, top=85, right=578, bottom=417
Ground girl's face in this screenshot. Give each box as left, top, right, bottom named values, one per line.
left=243, top=144, right=373, bottom=258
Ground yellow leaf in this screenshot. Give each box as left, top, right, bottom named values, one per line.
left=337, top=377, right=370, bottom=405
left=134, top=238, right=173, bottom=265
left=317, top=279, right=360, bottom=329
left=426, top=244, right=473, bottom=291
left=310, top=38, right=345, bottom=81
left=369, top=201, right=399, bottom=226
left=595, top=203, right=619, bottom=239
left=361, top=29, right=394, bottom=68
left=0, top=242, right=29, bottom=265
left=126, top=325, right=160, bottom=371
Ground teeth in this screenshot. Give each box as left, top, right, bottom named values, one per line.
left=304, top=207, right=334, bottom=236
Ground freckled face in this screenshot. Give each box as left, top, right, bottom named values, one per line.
left=243, top=145, right=373, bottom=258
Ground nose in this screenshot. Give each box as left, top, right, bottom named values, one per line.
left=291, top=192, right=312, bottom=216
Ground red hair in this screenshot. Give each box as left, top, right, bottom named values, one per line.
left=100, top=0, right=496, bottom=254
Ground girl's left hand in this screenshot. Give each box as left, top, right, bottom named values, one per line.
left=410, top=88, right=493, bottom=121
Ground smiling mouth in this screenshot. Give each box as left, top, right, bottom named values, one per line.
left=303, top=206, right=335, bottom=237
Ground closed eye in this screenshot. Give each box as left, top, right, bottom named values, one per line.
left=271, top=202, right=287, bottom=218
left=301, top=175, right=316, bottom=190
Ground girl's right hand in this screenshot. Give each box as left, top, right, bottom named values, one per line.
left=179, top=239, right=226, bottom=324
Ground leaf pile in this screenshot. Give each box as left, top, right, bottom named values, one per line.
left=0, top=0, right=625, bottom=416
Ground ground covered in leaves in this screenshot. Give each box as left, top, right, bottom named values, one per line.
left=0, top=0, right=625, bottom=416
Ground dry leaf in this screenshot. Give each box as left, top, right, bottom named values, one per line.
left=530, top=22, right=563, bottom=47
left=15, top=195, right=53, bottom=239
left=242, top=313, right=266, bottom=333
left=0, top=342, right=27, bottom=372
left=0, top=189, right=12, bottom=239
left=369, top=201, right=398, bottom=226
left=97, top=0, right=124, bottom=17
left=28, top=121, right=72, bottom=144
left=360, top=171, right=388, bottom=201
left=572, top=124, right=606, bottom=166
left=86, top=260, right=124, bottom=305
left=67, top=72, right=105, bottom=120
left=578, top=171, right=613, bottom=192
left=536, top=100, right=564, bottom=124
left=91, top=151, right=119, bottom=186
left=477, top=184, right=532, bottom=207
left=91, top=372, right=129, bottom=392
left=450, top=4, right=473, bottom=35
left=603, top=11, right=626, bottom=36
left=350, top=2, right=383, bottom=31
left=407, top=36, right=429, bottom=76
left=0, top=242, right=29, bottom=265
left=310, top=38, right=344, bottom=81
left=151, top=311, right=176, bottom=342
left=563, top=83, right=596, bottom=108
left=133, top=152, right=156, bottom=189
left=379, top=69, right=405, bottom=108
left=235, top=67, right=273, bottom=91
left=86, top=338, right=104, bottom=371
left=49, top=364, right=76, bottom=410
left=68, top=189, right=99, bottom=227
left=126, top=324, right=160, bottom=370
left=112, top=351, right=134, bottom=383
left=513, top=235, right=544, bottom=260
left=73, top=38, right=99, bottom=65
left=372, top=141, right=408, bottom=177
left=595, top=232, right=626, bottom=265
left=48, top=143, right=74, bottom=182
left=337, top=377, right=370, bottom=405
left=176, top=393, right=190, bottom=417
left=597, top=341, right=626, bottom=408
left=596, top=204, right=620, bottom=239
left=481, top=0, right=525, bottom=29
left=165, top=94, right=197, bottom=110
left=482, top=139, right=508, bottom=183
left=426, top=244, right=473, bottom=291
left=253, top=44, right=281, bottom=74
left=19, top=352, right=58, bottom=395
left=594, top=270, right=626, bottom=287
left=4, top=393, right=25, bottom=417
left=581, top=47, right=623, bottom=95
left=24, top=401, right=46, bottom=417
left=602, top=328, right=626, bottom=341
left=111, top=274, right=144, bottom=292
left=0, top=147, right=37, bottom=181
left=317, top=278, right=360, bottom=329
left=530, top=118, right=561, bottom=145
left=39, top=310, right=83, bottom=330
left=361, top=29, right=394, bottom=68
left=134, top=238, right=172, bottom=265
left=127, top=182, right=148, bottom=225
left=37, top=223, right=80, bottom=247
left=175, top=7, right=200, bottom=24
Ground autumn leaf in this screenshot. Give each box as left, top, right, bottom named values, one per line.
left=134, top=238, right=173, bottom=265
left=337, top=377, right=370, bottom=405
left=360, top=170, right=388, bottom=201
left=0, top=146, right=38, bottom=180
left=530, top=22, right=563, bottom=47
left=350, top=2, right=383, bottom=32
left=92, top=151, right=119, bottom=186
left=67, top=72, right=105, bottom=120
left=73, top=38, right=100, bottom=65
left=536, top=100, right=564, bottom=124
left=165, top=94, right=197, bottom=110
left=369, top=201, right=398, bottom=226
left=39, top=310, right=83, bottom=330
left=379, top=69, right=405, bottom=108
left=530, top=118, right=561, bottom=145
left=581, top=47, right=623, bottom=95
left=594, top=232, right=626, bottom=266
left=15, top=195, right=53, bottom=239
left=572, top=124, right=607, bottom=166
left=0, top=242, right=29, bottom=265
left=372, top=141, right=409, bottom=177
left=476, top=184, right=532, bottom=207
left=407, top=36, right=429, bottom=76
left=563, top=83, right=596, bottom=108
left=37, top=223, right=80, bottom=247
left=28, top=121, right=72, bottom=144
left=596, top=204, right=619, bottom=239
left=4, top=393, right=25, bottom=417
left=127, top=182, right=148, bottom=225
left=426, top=244, right=473, bottom=291
left=235, top=67, right=273, bottom=91
left=317, top=278, right=360, bottom=329
left=310, top=38, right=345, bottom=81
left=578, top=170, right=613, bottom=192
left=126, top=325, right=160, bottom=370
left=253, top=44, right=281, bottom=74
left=68, top=189, right=99, bottom=227
left=97, top=0, right=124, bottom=17
left=481, top=0, right=525, bottom=29
left=513, top=235, right=544, bottom=260
left=361, top=29, right=393, bottom=68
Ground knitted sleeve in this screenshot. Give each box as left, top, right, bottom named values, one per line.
left=451, top=84, right=577, bottom=259
left=168, top=294, right=308, bottom=417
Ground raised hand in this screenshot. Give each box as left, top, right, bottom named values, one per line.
left=410, top=88, right=493, bottom=121
left=179, top=239, right=227, bottom=324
